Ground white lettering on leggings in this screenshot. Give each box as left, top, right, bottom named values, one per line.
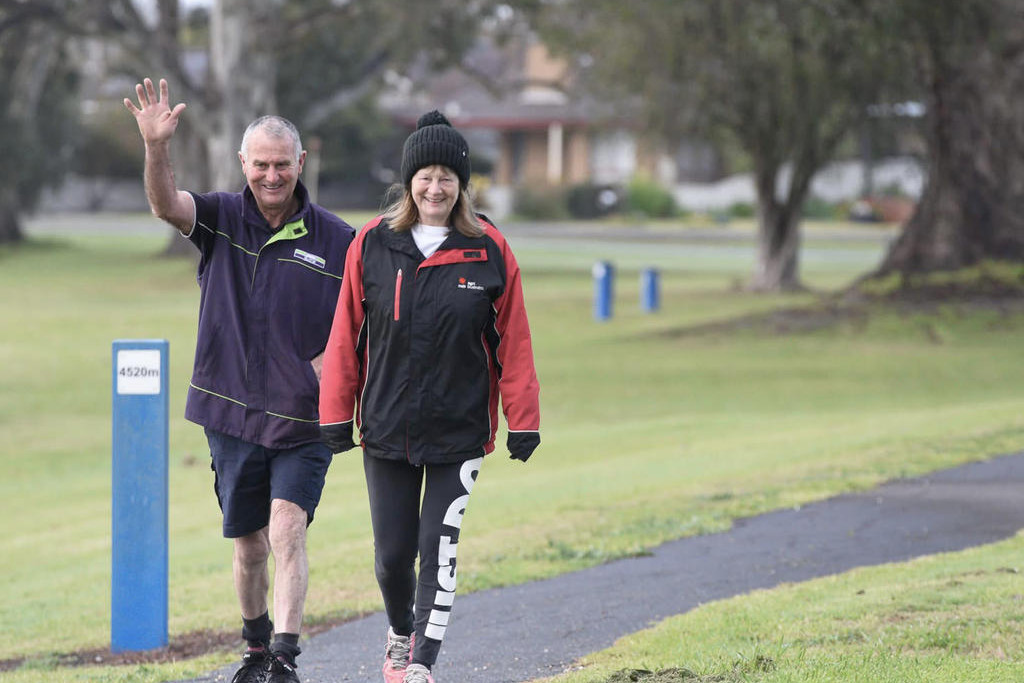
left=425, top=457, right=481, bottom=641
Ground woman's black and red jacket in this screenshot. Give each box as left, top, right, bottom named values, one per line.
left=319, top=215, right=540, bottom=465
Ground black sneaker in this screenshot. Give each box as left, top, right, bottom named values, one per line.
left=231, top=647, right=270, bottom=683
left=266, top=654, right=300, bottom=683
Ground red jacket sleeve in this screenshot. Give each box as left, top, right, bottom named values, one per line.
left=487, top=224, right=541, bottom=435
left=319, top=221, right=371, bottom=429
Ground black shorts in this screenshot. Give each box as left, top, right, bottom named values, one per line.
left=206, top=428, right=333, bottom=538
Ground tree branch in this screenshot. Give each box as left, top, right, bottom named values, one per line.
left=302, top=48, right=393, bottom=128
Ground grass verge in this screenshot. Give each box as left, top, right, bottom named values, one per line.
left=539, top=533, right=1024, bottom=683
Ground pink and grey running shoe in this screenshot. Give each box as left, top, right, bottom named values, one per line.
left=382, top=627, right=415, bottom=683
left=403, top=663, right=434, bottom=683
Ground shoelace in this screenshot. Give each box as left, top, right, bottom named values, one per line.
left=403, top=664, right=432, bottom=683
left=269, top=655, right=297, bottom=673
left=386, top=634, right=412, bottom=668
left=231, top=650, right=268, bottom=683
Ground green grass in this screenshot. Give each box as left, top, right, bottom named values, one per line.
left=538, top=533, right=1024, bottom=683
left=2, top=219, right=1023, bottom=682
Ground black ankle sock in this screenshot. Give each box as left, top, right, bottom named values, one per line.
left=242, top=612, right=273, bottom=649
left=270, top=633, right=301, bottom=664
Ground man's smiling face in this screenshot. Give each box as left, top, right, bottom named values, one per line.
left=239, top=128, right=305, bottom=220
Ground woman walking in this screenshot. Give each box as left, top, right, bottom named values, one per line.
left=319, top=111, right=541, bottom=683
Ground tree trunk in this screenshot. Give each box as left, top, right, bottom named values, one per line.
left=1, top=23, right=60, bottom=245
left=752, top=200, right=803, bottom=292
left=207, top=0, right=279, bottom=191
left=876, top=15, right=1024, bottom=276
left=750, top=166, right=805, bottom=292
left=0, top=189, right=23, bottom=244
left=162, top=0, right=278, bottom=257
left=875, top=117, right=968, bottom=274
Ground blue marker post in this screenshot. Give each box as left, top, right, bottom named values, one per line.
left=640, top=267, right=660, bottom=313
left=592, top=260, right=614, bottom=321
left=111, top=339, right=169, bottom=652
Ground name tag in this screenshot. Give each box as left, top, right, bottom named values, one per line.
left=294, top=248, right=326, bottom=269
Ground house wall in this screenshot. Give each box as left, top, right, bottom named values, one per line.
left=495, top=125, right=594, bottom=187
left=497, top=130, right=556, bottom=186
left=522, top=132, right=550, bottom=184
left=565, top=128, right=590, bottom=184
left=496, top=134, right=515, bottom=186
left=524, top=42, right=568, bottom=87
left=590, top=131, right=636, bottom=185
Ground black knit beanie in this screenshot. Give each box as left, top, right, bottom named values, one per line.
left=400, top=110, right=471, bottom=188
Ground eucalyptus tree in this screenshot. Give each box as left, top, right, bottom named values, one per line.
left=536, top=0, right=890, bottom=291
left=0, top=0, right=82, bottom=243
left=106, top=0, right=521, bottom=196
left=873, top=0, right=1024, bottom=277
left=1, top=0, right=519, bottom=247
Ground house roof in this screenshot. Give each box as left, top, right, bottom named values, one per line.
left=381, top=35, right=622, bottom=131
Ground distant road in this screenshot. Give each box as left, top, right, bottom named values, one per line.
left=25, top=212, right=167, bottom=236
left=25, top=212, right=898, bottom=244
left=499, top=220, right=898, bottom=244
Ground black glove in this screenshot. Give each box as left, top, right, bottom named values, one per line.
left=321, top=421, right=357, bottom=454
left=508, top=431, right=540, bottom=462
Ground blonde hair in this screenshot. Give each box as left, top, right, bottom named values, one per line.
left=381, top=182, right=483, bottom=238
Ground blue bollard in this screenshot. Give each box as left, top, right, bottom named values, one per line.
left=640, top=268, right=660, bottom=313
left=592, top=261, right=614, bottom=321
left=111, top=339, right=169, bottom=652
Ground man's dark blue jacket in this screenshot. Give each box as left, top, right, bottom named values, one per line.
left=184, top=181, right=355, bottom=448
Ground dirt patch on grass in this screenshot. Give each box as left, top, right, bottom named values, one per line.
left=607, top=655, right=776, bottom=682
left=660, top=278, right=1024, bottom=339
left=0, top=616, right=357, bottom=673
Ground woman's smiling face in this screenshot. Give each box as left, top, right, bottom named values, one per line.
left=411, top=164, right=459, bottom=226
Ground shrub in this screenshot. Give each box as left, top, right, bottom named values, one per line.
left=801, top=196, right=841, bottom=220
left=513, top=187, right=569, bottom=220
left=567, top=183, right=622, bottom=218
left=727, top=202, right=756, bottom=219
left=625, top=177, right=677, bottom=218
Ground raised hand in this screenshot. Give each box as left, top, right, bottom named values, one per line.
left=123, top=78, right=186, bottom=145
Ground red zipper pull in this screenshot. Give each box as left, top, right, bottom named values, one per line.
left=394, top=268, right=402, bottom=321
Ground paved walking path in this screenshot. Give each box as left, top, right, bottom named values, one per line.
left=179, top=451, right=1024, bottom=683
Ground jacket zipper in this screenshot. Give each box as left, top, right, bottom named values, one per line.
left=403, top=267, right=412, bottom=463
left=394, top=268, right=402, bottom=321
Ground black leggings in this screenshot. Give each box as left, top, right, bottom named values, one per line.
left=364, top=453, right=483, bottom=667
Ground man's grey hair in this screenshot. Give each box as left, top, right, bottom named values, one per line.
left=239, top=115, right=303, bottom=161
